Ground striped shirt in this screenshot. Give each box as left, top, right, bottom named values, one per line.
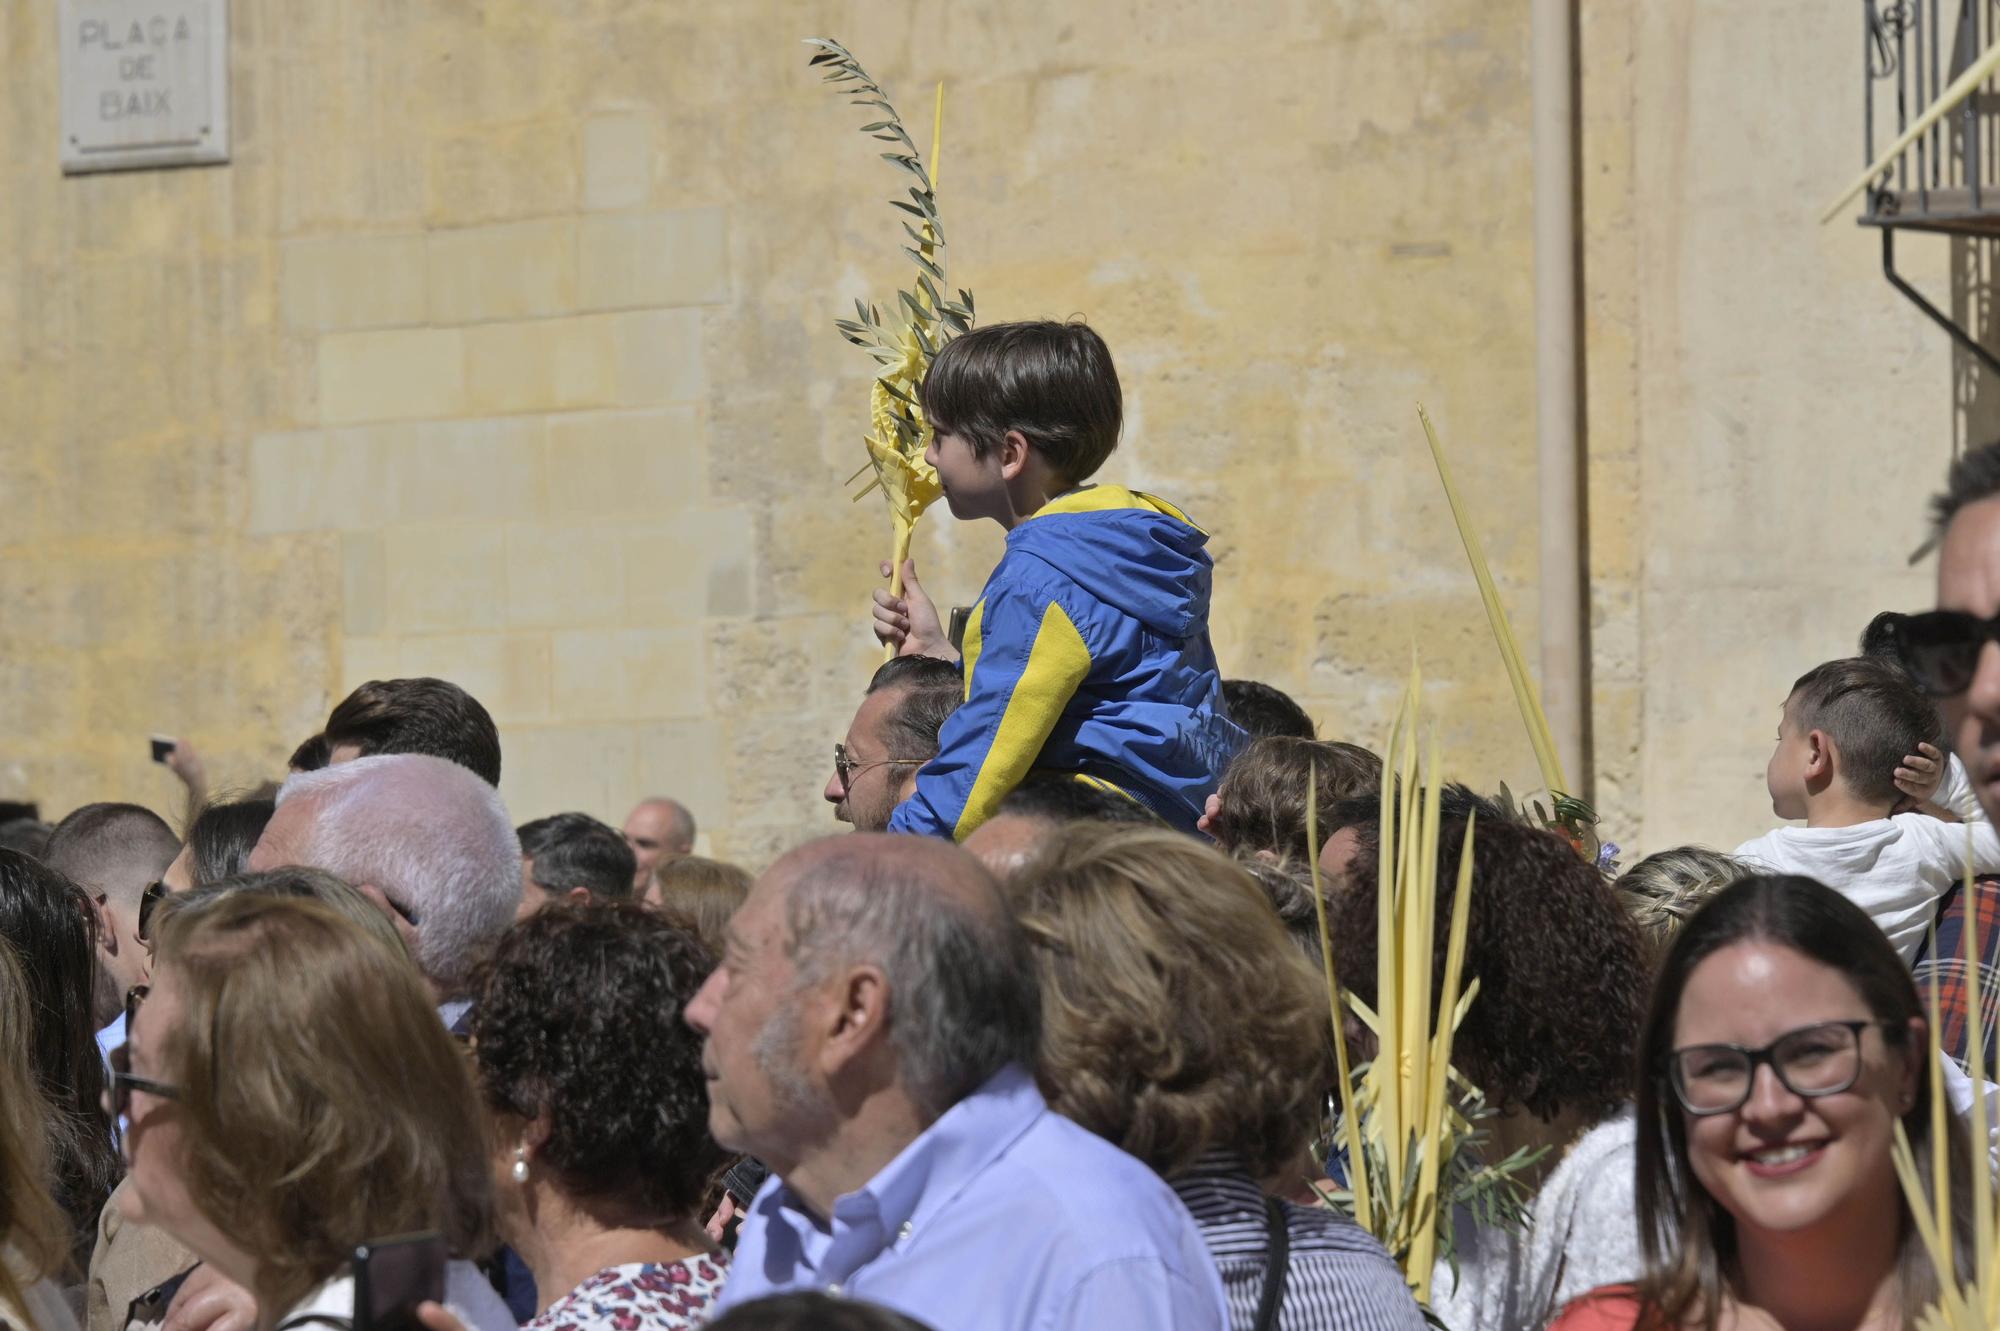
left=1171, top=1153, right=1426, bottom=1331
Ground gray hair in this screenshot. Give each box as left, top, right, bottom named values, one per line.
left=782, top=846, right=1040, bottom=1121
left=276, top=754, right=519, bottom=993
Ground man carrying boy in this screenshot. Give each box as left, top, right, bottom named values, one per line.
left=872, top=320, right=1243, bottom=839
left=1733, top=655, right=2000, bottom=962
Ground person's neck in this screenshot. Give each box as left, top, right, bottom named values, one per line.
left=993, top=467, right=1073, bottom=532
left=781, top=1089, right=932, bottom=1222
left=1477, top=1104, right=1596, bottom=1195
left=515, top=1194, right=715, bottom=1316
left=1731, top=1205, right=1903, bottom=1331
left=1802, top=785, right=1894, bottom=829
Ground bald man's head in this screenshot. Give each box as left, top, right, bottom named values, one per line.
left=624, top=798, right=696, bottom=887
left=762, top=834, right=1038, bottom=1118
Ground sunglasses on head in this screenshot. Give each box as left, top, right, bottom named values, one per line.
left=1880, top=609, right=2000, bottom=696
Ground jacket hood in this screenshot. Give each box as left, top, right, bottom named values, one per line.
left=1006, top=486, right=1213, bottom=638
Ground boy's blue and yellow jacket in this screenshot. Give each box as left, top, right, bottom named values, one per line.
left=887, top=486, right=1246, bottom=840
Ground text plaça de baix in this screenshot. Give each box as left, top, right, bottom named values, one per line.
left=78, top=14, right=196, bottom=120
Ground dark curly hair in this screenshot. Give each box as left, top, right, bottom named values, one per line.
left=1327, top=817, right=1646, bottom=1122
left=469, top=900, right=726, bottom=1223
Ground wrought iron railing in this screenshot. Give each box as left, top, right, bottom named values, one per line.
left=1860, top=1, right=2000, bottom=373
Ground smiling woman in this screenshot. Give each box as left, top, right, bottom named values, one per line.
left=1550, top=874, right=1977, bottom=1331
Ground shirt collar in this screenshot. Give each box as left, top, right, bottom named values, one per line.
left=760, top=1063, right=1048, bottom=1254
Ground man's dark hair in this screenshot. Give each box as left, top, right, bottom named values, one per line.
left=866, top=656, right=964, bottom=761
left=0, top=820, right=52, bottom=858
left=517, top=813, right=638, bottom=901
left=1221, top=679, right=1316, bottom=740
left=1932, top=440, right=2000, bottom=540
left=1859, top=611, right=1901, bottom=662
left=917, top=320, right=1122, bottom=486
left=44, top=803, right=179, bottom=906
left=1788, top=656, right=1941, bottom=805
left=288, top=733, right=330, bottom=773
left=995, top=774, right=1163, bottom=826
left=184, top=797, right=278, bottom=888
left=324, top=678, right=501, bottom=785
left=469, top=902, right=725, bottom=1226
left=708, top=1294, right=937, bottom=1331
left=0, top=802, right=38, bottom=824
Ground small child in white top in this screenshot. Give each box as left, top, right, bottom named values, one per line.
left=1733, top=656, right=2000, bottom=963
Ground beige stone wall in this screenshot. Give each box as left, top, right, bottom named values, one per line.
left=0, top=0, right=1976, bottom=865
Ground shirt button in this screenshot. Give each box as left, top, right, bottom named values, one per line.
left=898, top=1222, right=914, bottom=1240
left=827, top=1284, right=843, bottom=1296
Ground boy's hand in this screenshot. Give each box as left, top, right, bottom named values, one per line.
left=872, top=559, right=959, bottom=662
left=1894, top=741, right=1946, bottom=806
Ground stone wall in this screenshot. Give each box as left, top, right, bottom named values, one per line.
left=0, top=0, right=1976, bottom=864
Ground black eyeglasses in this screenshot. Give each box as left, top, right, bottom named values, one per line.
left=1881, top=609, right=2000, bottom=697
left=1668, top=1019, right=1889, bottom=1116
left=106, top=987, right=182, bottom=1119
left=136, top=881, right=169, bottom=943
left=833, top=743, right=923, bottom=789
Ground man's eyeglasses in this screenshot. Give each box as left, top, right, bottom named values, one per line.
left=136, top=881, right=169, bottom=944
left=105, top=986, right=182, bottom=1120
left=833, top=743, right=923, bottom=789
left=1880, top=609, right=2000, bottom=697
left=1668, top=1019, right=1889, bottom=1116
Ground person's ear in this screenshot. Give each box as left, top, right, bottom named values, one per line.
left=92, top=894, right=121, bottom=957
left=997, top=429, right=1032, bottom=480
left=818, top=964, right=891, bottom=1074
left=564, top=886, right=590, bottom=905
left=354, top=882, right=422, bottom=956
left=1804, top=729, right=1835, bottom=783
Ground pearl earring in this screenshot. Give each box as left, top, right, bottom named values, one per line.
left=512, top=1146, right=529, bottom=1184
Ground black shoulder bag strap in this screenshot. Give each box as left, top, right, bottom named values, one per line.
left=1252, top=1194, right=1291, bottom=1331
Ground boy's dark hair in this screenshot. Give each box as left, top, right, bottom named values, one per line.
left=1220, top=679, right=1316, bottom=740
left=1932, top=439, right=2000, bottom=540
left=1858, top=611, right=1901, bottom=662
left=287, top=733, right=330, bottom=773
left=1787, top=656, right=1942, bottom=805
left=994, top=773, right=1164, bottom=826
left=517, top=812, right=638, bottom=902
left=323, top=678, right=501, bottom=786
left=866, top=656, right=965, bottom=761
left=918, top=320, right=1122, bottom=486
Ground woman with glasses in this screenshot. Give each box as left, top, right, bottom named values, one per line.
left=0, top=849, right=119, bottom=1275
left=113, top=892, right=515, bottom=1331
left=1550, top=874, right=1975, bottom=1330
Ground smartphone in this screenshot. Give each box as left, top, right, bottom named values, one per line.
left=352, top=1232, right=446, bottom=1331
left=722, top=1156, right=769, bottom=1209
left=149, top=736, right=176, bottom=764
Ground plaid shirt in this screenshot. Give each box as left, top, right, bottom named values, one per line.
left=1912, top=875, right=2000, bottom=1072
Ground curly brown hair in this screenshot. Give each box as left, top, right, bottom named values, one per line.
left=469, top=901, right=727, bottom=1225
left=1210, top=737, right=1383, bottom=861
left=1005, top=824, right=1332, bottom=1179
left=1328, top=817, right=1647, bottom=1122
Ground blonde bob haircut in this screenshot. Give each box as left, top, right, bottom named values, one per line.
left=151, top=895, right=493, bottom=1315
left=1006, top=823, right=1332, bottom=1179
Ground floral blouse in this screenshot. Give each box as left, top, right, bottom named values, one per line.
left=525, top=1258, right=728, bottom=1331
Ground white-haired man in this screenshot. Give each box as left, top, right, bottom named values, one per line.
left=247, top=753, right=520, bottom=1024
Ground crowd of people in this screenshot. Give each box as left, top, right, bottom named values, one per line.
left=0, top=321, right=1997, bottom=1331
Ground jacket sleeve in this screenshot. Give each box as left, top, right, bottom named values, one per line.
left=887, top=583, right=1094, bottom=840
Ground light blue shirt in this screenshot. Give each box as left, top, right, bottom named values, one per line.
left=717, top=1063, right=1228, bottom=1330
left=96, top=1011, right=126, bottom=1066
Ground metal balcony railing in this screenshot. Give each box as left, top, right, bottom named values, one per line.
left=1860, top=0, right=2000, bottom=373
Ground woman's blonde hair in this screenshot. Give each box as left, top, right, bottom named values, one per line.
left=1612, top=846, right=1754, bottom=963
left=648, top=856, right=752, bottom=951
left=152, top=895, right=493, bottom=1316
left=1006, top=824, right=1332, bottom=1179
left=0, top=934, right=68, bottom=1323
